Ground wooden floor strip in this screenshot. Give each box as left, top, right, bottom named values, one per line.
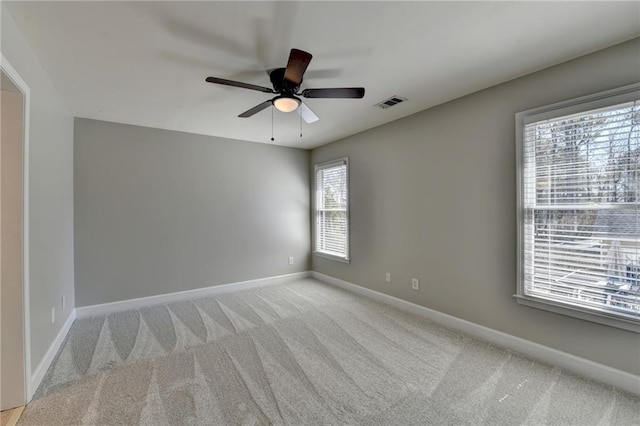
left=1, top=406, right=25, bottom=426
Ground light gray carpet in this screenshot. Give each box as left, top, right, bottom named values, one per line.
left=21, top=278, right=639, bottom=425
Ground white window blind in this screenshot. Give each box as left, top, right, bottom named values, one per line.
left=315, top=158, right=349, bottom=261
left=518, top=86, right=640, bottom=330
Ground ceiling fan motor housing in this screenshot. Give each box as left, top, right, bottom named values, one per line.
left=270, top=67, right=300, bottom=94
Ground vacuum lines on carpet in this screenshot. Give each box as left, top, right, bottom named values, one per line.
left=21, top=278, right=640, bottom=425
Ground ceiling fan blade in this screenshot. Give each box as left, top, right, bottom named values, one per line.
left=301, top=87, right=365, bottom=99
left=298, top=102, right=319, bottom=124
left=238, top=100, right=273, bottom=118
left=283, top=48, right=313, bottom=86
left=206, top=77, right=274, bottom=93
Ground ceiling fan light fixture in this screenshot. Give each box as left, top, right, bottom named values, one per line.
left=273, top=96, right=301, bottom=113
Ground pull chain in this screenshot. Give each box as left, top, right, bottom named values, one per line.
left=271, top=106, right=274, bottom=142
left=300, top=107, right=303, bottom=138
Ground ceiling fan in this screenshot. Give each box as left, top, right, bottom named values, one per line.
left=205, top=48, right=365, bottom=123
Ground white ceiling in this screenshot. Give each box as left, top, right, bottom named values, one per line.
left=5, top=1, right=640, bottom=149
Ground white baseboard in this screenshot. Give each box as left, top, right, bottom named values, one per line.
left=311, top=271, right=640, bottom=396
left=29, top=308, right=76, bottom=400
left=76, top=271, right=312, bottom=319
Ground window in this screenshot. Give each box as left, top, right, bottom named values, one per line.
left=314, top=158, right=349, bottom=262
left=516, top=84, right=640, bottom=332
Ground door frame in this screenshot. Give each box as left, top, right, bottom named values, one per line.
left=1, top=54, right=32, bottom=402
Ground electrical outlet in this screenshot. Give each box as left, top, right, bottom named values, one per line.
left=288, top=256, right=294, bottom=265
left=412, top=278, right=420, bottom=290
left=385, top=272, right=391, bottom=283
left=51, top=307, right=56, bottom=324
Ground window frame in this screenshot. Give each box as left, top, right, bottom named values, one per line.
left=313, top=157, right=350, bottom=263
left=516, top=83, right=640, bottom=333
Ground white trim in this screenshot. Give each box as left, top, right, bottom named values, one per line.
left=517, top=83, right=640, bottom=125
left=0, top=54, right=32, bottom=402
left=311, top=271, right=640, bottom=396
left=515, top=295, right=639, bottom=333
left=313, top=251, right=350, bottom=264
left=29, top=309, right=75, bottom=399
left=76, top=271, right=312, bottom=319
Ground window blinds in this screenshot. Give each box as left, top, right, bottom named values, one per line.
left=315, top=159, right=348, bottom=260
left=522, top=99, right=640, bottom=321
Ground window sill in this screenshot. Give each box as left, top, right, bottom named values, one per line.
left=313, top=251, right=350, bottom=264
left=514, top=294, right=639, bottom=333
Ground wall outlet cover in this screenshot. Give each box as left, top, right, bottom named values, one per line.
left=412, top=278, right=420, bottom=290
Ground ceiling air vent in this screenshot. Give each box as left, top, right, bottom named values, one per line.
left=375, top=96, right=407, bottom=109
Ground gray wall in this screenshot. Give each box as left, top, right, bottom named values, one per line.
left=1, top=5, right=75, bottom=374
left=311, top=38, right=640, bottom=375
left=74, top=119, right=310, bottom=306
